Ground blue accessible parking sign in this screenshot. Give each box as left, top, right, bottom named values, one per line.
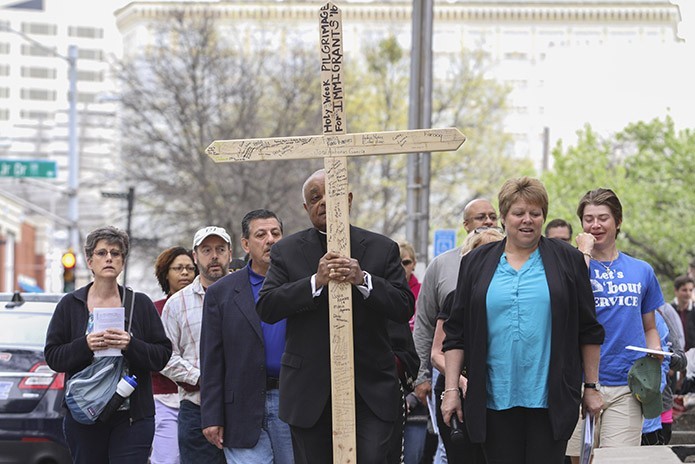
left=433, top=229, right=456, bottom=257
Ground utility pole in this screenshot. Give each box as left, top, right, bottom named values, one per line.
left=406, top=0, right=434, bottom=265
left=67, top=45, right=79, bottom=252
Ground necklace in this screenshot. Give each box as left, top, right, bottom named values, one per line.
left=592, top=251, right=619, bottom=273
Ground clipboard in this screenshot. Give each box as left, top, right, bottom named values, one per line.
left=625, top=345, right=671, bottom=357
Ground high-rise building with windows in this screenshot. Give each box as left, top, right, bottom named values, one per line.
left=0, top=0, right=123, bottom=291
left=115, top=0, right=684, bottom=171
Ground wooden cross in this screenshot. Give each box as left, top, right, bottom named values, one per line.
left=206, top=3, right=465, bottom=462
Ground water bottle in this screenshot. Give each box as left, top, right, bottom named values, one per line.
left=99, top=375, right=137, bottom=422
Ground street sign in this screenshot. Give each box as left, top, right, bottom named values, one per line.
left=0, top=159, right=57, bottom=178
left=433, top=229, right=457, bottom=257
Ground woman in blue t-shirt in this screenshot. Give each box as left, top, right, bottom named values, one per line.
left=566, top=188, right=665, bottom=461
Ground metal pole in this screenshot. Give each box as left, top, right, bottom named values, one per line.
left=67, top=45, right=79, bottom=252
left=406, top=0, right=423, bottom=253
left=407, top=0, right=434, bottom=264
left=124, top=187, right=134, bottom=286
left=417, top=0, right=433, bottom=265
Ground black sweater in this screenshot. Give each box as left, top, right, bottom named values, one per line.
left=44, top=283, right=172, bottom=421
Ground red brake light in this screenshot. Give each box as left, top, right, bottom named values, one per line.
left=50, top=372, right=65, bottom=390
left=18, top=362, right=59, bottom=390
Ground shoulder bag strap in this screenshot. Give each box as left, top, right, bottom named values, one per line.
left=125, top=287, right=135, bottom=334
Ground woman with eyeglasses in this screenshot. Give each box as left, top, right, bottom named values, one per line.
left=440, top=177, right=605, bottom=464
left=151, top=246, right=196, bottom=464
left=45, top=226, right=172, bottom=464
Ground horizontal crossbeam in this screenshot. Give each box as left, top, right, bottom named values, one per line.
left=206, top=128, right=466, bottom=163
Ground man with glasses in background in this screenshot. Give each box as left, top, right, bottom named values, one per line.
left=161, top=226, right=233, bottom=464
left=412, top=198, right=500, bottom=462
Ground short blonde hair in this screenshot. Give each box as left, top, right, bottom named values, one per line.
left=461, top=228, right=505, bottom=255
left=398, top=241, right=416, bottom=263
left=498, top=177, right=548, bottom=220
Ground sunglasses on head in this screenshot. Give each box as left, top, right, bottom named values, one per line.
left=401, top=259, right=413, bottom=266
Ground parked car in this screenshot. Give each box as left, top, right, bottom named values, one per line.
left=0, top=292, right=71, bottom=464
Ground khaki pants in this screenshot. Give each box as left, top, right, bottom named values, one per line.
left=566, top=385, right=644, bottom=457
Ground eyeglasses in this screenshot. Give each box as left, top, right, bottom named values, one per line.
left=93, top=249, right=123, bottom=259
left=401, top=259, right=413, bottom=266
left=197, top=246, right=229, bottom=257
left=473, top=226, right=504, bottom=234
left=469, top=213, right=498, bottom=223
left=169, top=265, right=196, bottom=274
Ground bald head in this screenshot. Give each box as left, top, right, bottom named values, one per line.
left=301, top=168, right=352, bottom=231
left=462, top=199, right=498, bottom=232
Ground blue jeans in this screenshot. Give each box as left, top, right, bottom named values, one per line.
left=429, top=369, right=448, bottom=464
left=224, top=389, right=294, bottom=464
left=178, top=400, right=226, bottom=464
left=403, top=421, right=427, bottom=464
left=63, top=409, right=154, bottom=464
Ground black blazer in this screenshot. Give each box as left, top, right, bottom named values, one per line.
left=443, top=237, right=604, bottom=443
left=257, top=226, right=414, bottom=428
left=200, top=266, right=269, bottom=448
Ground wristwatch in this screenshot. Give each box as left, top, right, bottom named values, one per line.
left=583, top=382, right=600, bottom=391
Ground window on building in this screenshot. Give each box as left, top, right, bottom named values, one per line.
left=0, top=88, right=9, bottom=98
left=77, top=48, right=104, bottom=61
left=21, top=67, right=57, bottom=79
left=0, top=64, right=9, bottom=76
left=20, top=110, right=50, bottom=120
left=21, top=22, right=57, bottom=36
left=0, top=109, right=8, bottom=120
left=68, top=26, right=104, bottom=39
left=76, top=70, right=104, bottom=82
left=21, top=43, right=57, bottom=57
left=504, top=51, right=528, bottom=61
left=77, top=92, right=96, bottom=104
left=0, top=42, right=9, bottom=54
left=20, top=88, right=57, bottom=101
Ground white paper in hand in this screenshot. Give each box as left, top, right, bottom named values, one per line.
left=93, top=307, right=124, bottom=357
left=579, top=412, right=594, bottom=464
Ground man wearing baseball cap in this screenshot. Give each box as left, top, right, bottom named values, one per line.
left=161, top=226, right=233, bottom=464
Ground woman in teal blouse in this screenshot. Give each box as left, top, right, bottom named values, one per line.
left=440, top=177, right=604, bottom=464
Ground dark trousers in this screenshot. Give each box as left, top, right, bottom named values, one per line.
left=178, top=400, right=225, bottom=464
left=483, top=407, right=567, bottom=464
left=290, top=392, right=394, bottom=464
left=433, top=374, right=485, bottom=464
left=63, top=410, right=154, bottom=464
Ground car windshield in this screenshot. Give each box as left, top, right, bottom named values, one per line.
left=0, top=311, right=52, bottom=348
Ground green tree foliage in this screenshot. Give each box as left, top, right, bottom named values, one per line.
left=543, top=117, right=695, bottom=290
left=345, top=37, right=534, bottom=238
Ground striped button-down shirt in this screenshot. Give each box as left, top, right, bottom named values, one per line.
left=161, top=275, right=206, bottom=405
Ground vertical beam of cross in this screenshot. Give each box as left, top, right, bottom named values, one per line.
left=319, top=4, right=357, bottom=462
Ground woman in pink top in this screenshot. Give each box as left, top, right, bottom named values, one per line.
left=151, top=247, right=195, bottom=464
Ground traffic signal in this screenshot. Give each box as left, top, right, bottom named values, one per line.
left=61, top=249, right=76, bottom=293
